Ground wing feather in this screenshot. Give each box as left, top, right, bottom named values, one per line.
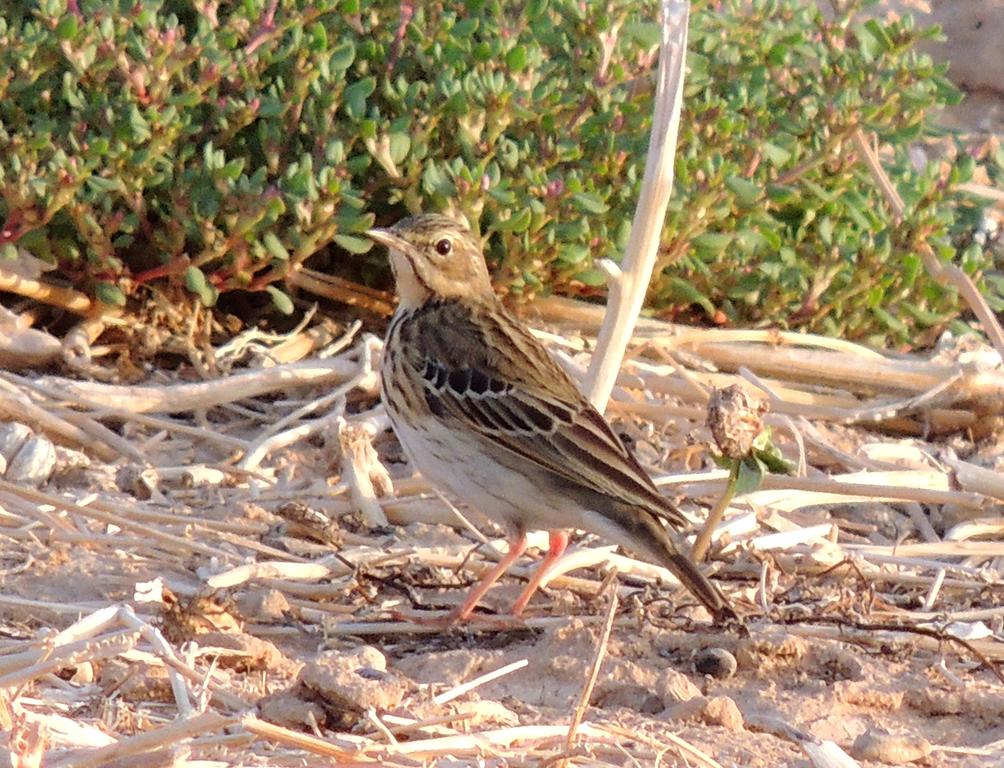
left=408, top=300, right=688, bottom=529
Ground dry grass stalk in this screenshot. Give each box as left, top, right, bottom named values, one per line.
left=237, top=337, right=381, bottom=470
left=0, top=377, right=120, bottom=460
left=327, top=614, right=609, bottom=637
left=584, top=0, right=689, bottom=412
left=239, top=398, right=346, bottom=471
left=25, top=348, right=373, bottom=414
left=241, top=714, right=381, bottom=761
left=802, top=739, right=862, bottom=768
left=60, top=315, right=112, bottom=379
left=50, top=711, right=236, bottom=768
left=532, top=293, right=1004, bottom=421
left=0, top=630, right=140, bottom=687
left=784, top=622, right=1004, bottom=666
left=852, top=127, right=1004, bottom=361
left=0, top=267, right=92, bottom=315
left=561, top=573, right=619, bottom=766
left=288, top=265, right=395, bottom=317
left=0, top=480, right=230, bottom=560
left=337, top=414, right=393, bottom=527
left=676, top=469, right=985, bottom=510
left=362, top=722, right=633, bottom=759
left=432, top=658, right=529, bottom=705
left=0, top=305, right=63, bottom=369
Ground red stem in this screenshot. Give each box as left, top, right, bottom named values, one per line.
left=132, top=258, right=186, bottom=284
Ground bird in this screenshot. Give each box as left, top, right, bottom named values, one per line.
left=366, top=213, right=735, bottom=624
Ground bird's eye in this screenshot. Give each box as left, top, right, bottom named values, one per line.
left=434, top=238, right=452, bottom=256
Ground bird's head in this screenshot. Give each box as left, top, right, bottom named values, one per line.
left=366, top=214, right=493, bottom=308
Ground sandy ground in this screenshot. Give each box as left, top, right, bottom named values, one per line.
left=0, top=394, right=1001, bottom=766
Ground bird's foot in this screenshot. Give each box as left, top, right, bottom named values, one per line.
left=713, top=608, right=750, bottom=637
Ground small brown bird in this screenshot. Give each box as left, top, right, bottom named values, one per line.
left=367, top=214, right=734, bottom=623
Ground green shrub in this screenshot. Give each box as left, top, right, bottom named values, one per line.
left=0, top=0, right=990, bottom=343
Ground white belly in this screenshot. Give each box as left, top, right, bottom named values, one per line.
left=390, top=414, right=589, bottom=534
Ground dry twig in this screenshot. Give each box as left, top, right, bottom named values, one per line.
left=584, top=0, right=689, bottom=412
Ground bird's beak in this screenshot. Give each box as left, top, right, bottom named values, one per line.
left=365, top=227, right=408, bottom=252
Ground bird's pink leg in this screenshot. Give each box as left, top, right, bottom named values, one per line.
left=510, top=530, right=569, bottom=616
left=452, top=531, right=529, bottom=621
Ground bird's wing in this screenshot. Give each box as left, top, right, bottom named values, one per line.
left=404, top=300, right=689, bottom=529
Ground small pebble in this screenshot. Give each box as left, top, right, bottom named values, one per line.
left=694, top=647, right=738, bottom=679
left=0, top=422, right=33, bottom=464
left=7, top=434, right=57, bottom=486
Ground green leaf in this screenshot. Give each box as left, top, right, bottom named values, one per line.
left=864, top=19, right=894, bottom=53
left=573, top=268, right=607, bottom=286
left=762, top=142, right=791, bottom=166
left=55, top=14, right=78, bottom=40
left=766, top=184, right=797, bottom=204
left=624, top=21, right=661, bottom=49
left=725, top=176, right=761, bottom=207
left=452, top=18, right=479, bottom=37
left=506, top=44, right=528, bottom=71
left=343, top=77, right=375, bottom=119
left=221, top=158, right=245, bottom=180
left=263, top=232, right=289, bottom=260
left=666, top=277, right=716, bottom=316
left=734, top=457, right=766, bottom=495
left=388, top=132, right=411, bottom=164
left=329, top=41, right=355, bottom=71
left=95, top=282, right=127, bottom=307
left=266, top=285, right=295, bottom=315
left=571, top=191, right=608, bottom=215
left=184, top=266, right=217, bottom=306
left=493, top=207, right=532, bottom=232
left=818, top=217, right=834, bottom=246
left=307, top=22, right=327, bottom=51
left=488, top=187, right=517, bottom=205
left=86, top=176, right=124, bottom=193
left=183, top=266, right=202, bottom=293
left=333, top=233, right=372, bottom=253
left=558, top=243, right=591, bottom=265
left=852, top=23, right=879, bottom=61
left=127, top=105, right=151, bottom=142
left=691, top=233, right=733, bottom=256
left=872, top=306, right=908, bottom=335
left=752, top=435, right=794, bottom=474
left=200, top=284, right=219, bottom=307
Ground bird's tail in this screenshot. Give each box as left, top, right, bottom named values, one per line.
left=659, top=546, right=736, bottom=623
left=619, top=505, right=736, bottom=623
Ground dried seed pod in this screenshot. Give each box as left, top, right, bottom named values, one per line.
left=706, top=384, right=768, bottom=459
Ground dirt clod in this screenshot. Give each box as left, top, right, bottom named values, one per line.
left=703, top=695, right=745, bottom=731
left=851, top=728, right=934, bottom=764
left=656, top=667, right=702, bottom=705
left=236, top=588, right=291, bottom=623
left=258, top=693, right=328, bottom=729
left=300, top=646, right=409, bottom=715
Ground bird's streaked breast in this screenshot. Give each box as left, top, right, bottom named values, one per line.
left=382, top=308, right=429, bottom=425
